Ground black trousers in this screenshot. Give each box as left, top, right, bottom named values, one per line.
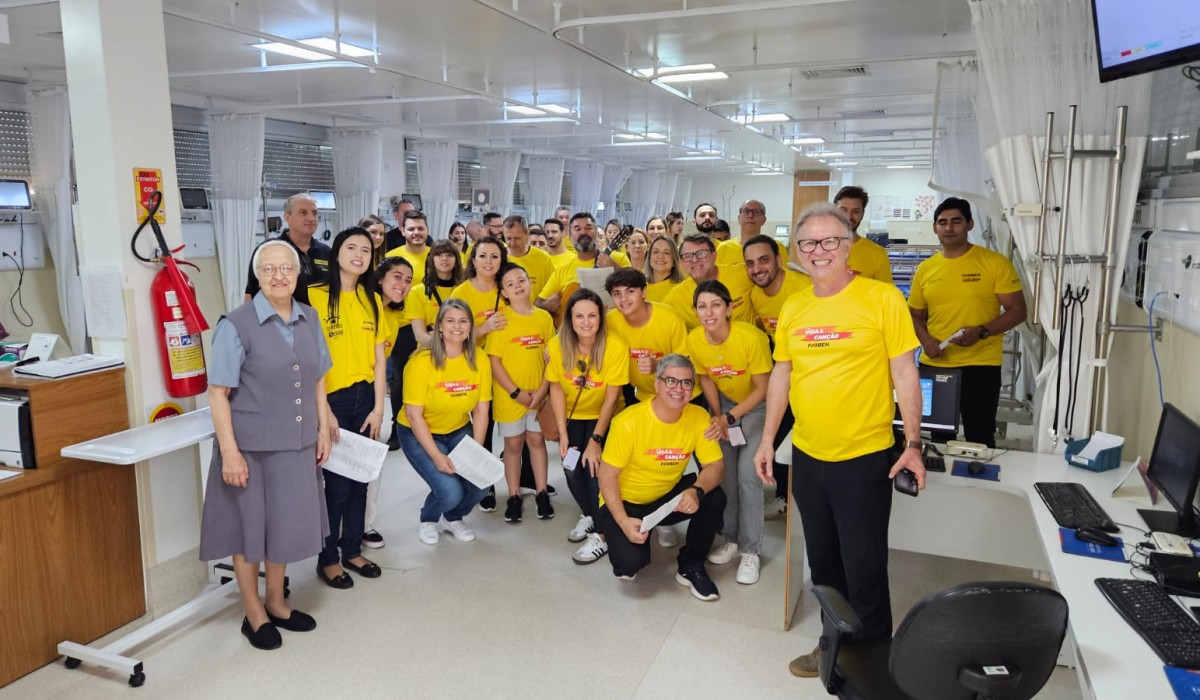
left=923, top=363, right=1002, bottom=448
left=563, top=418, right=601, bottom=518
left=388, top=325, right=418, bottom=432
left=792, top=446, right=893, bottom=641
left=598, top=473, right=726, bottom=577
left=771, top=406, right=795, bottom=499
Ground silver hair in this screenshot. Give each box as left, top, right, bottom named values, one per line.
left=795, top=201, right=853, bottom=237
left=655, top=353, right=696, bottom=381
left=251, top=239, right=301, bottom=272
left=283, top=192, right=318, bottom=215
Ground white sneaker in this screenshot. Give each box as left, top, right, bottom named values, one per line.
left=656, top=525, right=680, bottom=548
left=764, top=496, right=787, bottom=520
left=572, top=533, right=608, bottom=564
left=736, top=553, right=761, bottom=584
left=708, top=541, right=740, bottom=565
left=568, top=515, right=594, bottom=543
left=441, top=518, right=476, bottom=542
left=418, top=522, right=439, bottom=545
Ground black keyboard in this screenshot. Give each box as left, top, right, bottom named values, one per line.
left=1096, top=578, right=1200, bottom=669
left=1034, top=482, right=1118, bottom=532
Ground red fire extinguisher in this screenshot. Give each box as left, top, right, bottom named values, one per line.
left=133, top=190, right=210, bottom=398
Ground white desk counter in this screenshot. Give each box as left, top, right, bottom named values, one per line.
left=888, top=450, right=1175, bottom=700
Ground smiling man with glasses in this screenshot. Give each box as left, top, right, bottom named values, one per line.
left=754, top=201, right=925, bottom=679
left=596, top=354, right=727, bottom=600
left=664, top=234, right=756, bottom=330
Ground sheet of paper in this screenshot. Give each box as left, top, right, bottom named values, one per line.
left=447, top=435, right=505, bottom=489
left=322, top=429, right=388, bottom=484
left=576, top=267, right=615, bottom=307
left=0, top=469, right=21, bottom=482
left=639, top=493, right=683, bottom=534
left=1077, top=431, right=1124, bottom=461
left=80, top=266, right=129, bottom=339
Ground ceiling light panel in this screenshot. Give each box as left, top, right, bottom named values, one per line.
left=506, top=105, right=546, bottom=116
left=732, top=113, right=792, bottom=124
left=253, top=37, right=374, bottom=61
left=636, top=63, right=717, bottom=77
left=656, top=72, right=729, bottom=84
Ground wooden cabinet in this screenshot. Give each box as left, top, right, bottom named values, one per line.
left=0, top=367, right=144, bottom=687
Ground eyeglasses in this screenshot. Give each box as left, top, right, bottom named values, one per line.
left=658, top=376, right=695, bottom=390
left=796, top=237, right=849, bottom=253
left=739, top=208, right=765, bottom=217
left=679, top=249, right=712, bottom=262
left=257, top=264, right=298, bottom=277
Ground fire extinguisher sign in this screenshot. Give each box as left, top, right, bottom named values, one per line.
left=134, top=167, right=165, bottom=225
left=163, top=320, right=205, bottom=379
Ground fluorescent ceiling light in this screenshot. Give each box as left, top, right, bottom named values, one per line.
left=784, top=136, right=825, bottom=145
left=506, top=105, right=546, bottom=116
left=656, top=72, right=729, bottom=84
left=538, top=103, right=572, bottom=115
left=615, top=132, right=667, bottom=141
left=809, top=151, right=845, bottom=157
left=832, top=161, right=858, bottom=166
left=732, top=113, right=791, bottom=124
left=636, top=63, right=717, bottom=77
left=673, top=155, right=725, bottom=161
left=609, top=140, right=670, bottom=147
left=253, top=37, right=374, bottom=61
left=887, top=165, right=915, bottom=169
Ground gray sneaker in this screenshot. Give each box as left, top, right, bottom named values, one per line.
left=788, top=645, right=820, bottom=678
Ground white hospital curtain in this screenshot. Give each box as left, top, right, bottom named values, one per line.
left=672, top=175, right=693, bottom=216
left=624, top=170, right=661, bottom=236
left=331, top=129, right=382, bottom=232
left=480, top=150, right=522, bottom=215
left=524, top=156, right=565, bottom=225
left=208, top=112, right=265, bottom=313
left=568, top=160, right=605, bottom=219
left=599, top=165, right=631, bottom=224
left=654, top=173, right=678, bottom=224
left=415, top=140, right=459, bottom=242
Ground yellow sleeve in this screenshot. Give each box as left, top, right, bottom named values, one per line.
left=406, top=289, right=428, bottom=322
left=907, top=262, right=928, bottom=310
left=372, top=293, right=389, bottom=345
left=687, top=328, right=709, bottom=376
left=745, top=325, right=774, bottom=375
left=772, top=299, right=796, bottom=363
left=402, top=353, right=431, bottom=407
left=876, top=251, right=894, bottom=283
left=483, top=317, right=503, bottom=357
left=669, top=311, right=689, bottom=355
left=478, top=357, right=493, bottom=402
left=539, top=266, right=564, bottom=300
left=604, top=338, right=630, bottom=386
left=691, top=410, right=723, bottom=464
left=546, top=343, right=564, bottom=383
left=600, top=412, right=633, bottom=469
left=881, top=287, right=920, bottom=359
left=993, top=255, right=1023, bottom=294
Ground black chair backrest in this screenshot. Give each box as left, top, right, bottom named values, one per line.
left=889, top=581, right=1069, bottom=700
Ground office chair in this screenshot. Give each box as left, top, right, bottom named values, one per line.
left=812, top=581, right=1068, bottom=700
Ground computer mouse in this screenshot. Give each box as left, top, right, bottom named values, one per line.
left=893, top=468, right=918, bottom=497
left=1075, top=526, right=1120, bottom=548
left=967, top=461, right=986, bottom=475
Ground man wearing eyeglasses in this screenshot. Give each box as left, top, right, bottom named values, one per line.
left=754, top=202, right=925, bottom=679
left=244, top=192, right=331, bottom=305
left=597, top=354, right=727, bottom=600
left=716, top=199, right=767, bottom=266
left=664, top=234, right=756, bottom=330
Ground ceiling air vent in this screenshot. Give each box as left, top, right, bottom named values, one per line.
left=839, top=109, right=886, bottom=119
left=801, top=65, right=869, bottom=80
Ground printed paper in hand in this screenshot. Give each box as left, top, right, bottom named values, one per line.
left=639, top=493, right=683, bottom=534
left=447, top=436, right=505, bottom=488
left=322, top=429, right=388, bottom=484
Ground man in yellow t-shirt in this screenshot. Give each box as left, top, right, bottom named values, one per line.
left=502, top=216, right=556, bottom=300
left=834, top=185, right=893, bottom=283
left=665, top=234, right=756, bottom=330
left=908, top=197, right=1027, bottom=447
left=743, top=234, right=812, bottom=334
left=754, top=203, right=925, bottom=674
left=536, top=213, right=626, bottom=322
left=385, top=210, right=430, bottom=275
left=597, top=354, right=726, bottom=599
left=716, top=199, right=767, bottom=266
left=604, top=268, right=689, bottom=401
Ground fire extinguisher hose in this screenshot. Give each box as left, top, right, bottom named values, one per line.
left=132, top=190, right=210, bottom=334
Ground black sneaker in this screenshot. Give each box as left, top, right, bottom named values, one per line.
left=362, top=530, right=385, bottom=549
left=546, top=484, right=557, bottom=497
left=504, top=495, right=523, bottom=523
left=479, top=487, right=497, bottom=513
left=675, top=562, right=720, bottom=601
left=535, top=490, right=555, bottom=520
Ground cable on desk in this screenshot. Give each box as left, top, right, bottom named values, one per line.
left=1116, top=521, right=1150, bottom=536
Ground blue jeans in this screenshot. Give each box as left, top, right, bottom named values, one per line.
left=319, top=381, right=374, bottom=567
left=396, top=424, right=486, bottom=523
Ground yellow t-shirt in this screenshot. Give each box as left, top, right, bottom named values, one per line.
left=307, top=285, right=388, bottom=394
left=483, top=306, right=556, bottom=422
left=664, top=265, right=756, bottom=330
left=605, top=303, right=689, bottom=399
left=847, top=237, right=893, bottom=283
left=386, top=245, right=429, bottom=278
left=646, top=278, right=678, bottom=303
left=398, top=350, right=492, bottom=434
left=379, top=305, right=406, bottom=352
left=538, top=255, right=628, bottom=301
left=549, top=250, right=574, bottom=269
left=688, top=321, right=773, bottom=403
left=450, top=280, right=504, bottom=327
left=601, top=402, right=722, bottom=505
left=908, top=245, right=1023, bottom=367
left=773, top=277, right=918, bottom=461
left=546, top=335, right=629, bottom=420
left=508, top=246, right=556, bottom=300
left=608, top=249, right=630, bottom=267
left=404, top=284, right=450, bottom=330
left=750, top=269, right=814, bottom=334
left=715, top=239, right=745, bottom=266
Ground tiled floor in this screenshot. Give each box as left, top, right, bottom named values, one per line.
left=3, top=439, right=1082, bottom=699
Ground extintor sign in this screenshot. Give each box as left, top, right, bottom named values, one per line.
left=134, top=168, right=166, bottom=225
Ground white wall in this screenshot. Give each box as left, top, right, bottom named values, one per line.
left=846, top=168, right=942, bottom=244
left=687, top=172, right=794, bottom=237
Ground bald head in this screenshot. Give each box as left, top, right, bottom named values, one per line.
left=738, top=199, right=766, bottom=239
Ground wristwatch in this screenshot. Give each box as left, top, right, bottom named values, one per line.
left=905, top=439, right=923, bottom=451
left=725, top=412, right=737, bottom=426
left=589, top=433, right=604, bottom=445
left=691, top=485, right=706, bottom=500
left=978, top=326, right=991, bottom=340
left=509, top=387, right=521, bottom=399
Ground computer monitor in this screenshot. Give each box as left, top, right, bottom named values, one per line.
left=894, top=365, right=961, bottom=433
left=179, top=187, right=209, bottom=210
left=1139, top=403, right=1200, bottom=537
left=0, top=180, right=32, bottom=210
left=402, top=193, right=423, bottom=211
left=309, top=190, right=337, bottom=210
left=1091, top=0, right=1200, bottom=83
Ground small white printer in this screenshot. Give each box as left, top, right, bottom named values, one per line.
left=0, top=394, right=34, bottom=468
